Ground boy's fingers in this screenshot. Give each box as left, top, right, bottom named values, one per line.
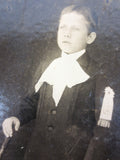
left=2, top=121, right=9, bottom=137
left=3, top=124, right=12, bottom=137
left=5, top=121, right=13, bottom=137
left=15, top=121, right=20, bottom=131
left=2, top=119, right=13, bottom=137
left=3, top=125, right=9, bottom=137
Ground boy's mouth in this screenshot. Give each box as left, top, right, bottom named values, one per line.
left=62, top=41, right=71, bottom=44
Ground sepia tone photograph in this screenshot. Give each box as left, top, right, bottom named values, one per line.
left=0, top=0, right=120, bottom=159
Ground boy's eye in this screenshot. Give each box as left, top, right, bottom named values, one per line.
left=59, top=25, right=65, bottom=29
left=72, top=26, right=81, bottom=31
left=58, top=25, right=81, bottom=31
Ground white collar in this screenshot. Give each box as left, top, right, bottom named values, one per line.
left=35, top=48, right=89, bottom=106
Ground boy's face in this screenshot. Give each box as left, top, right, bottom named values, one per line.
left=57, top=12, right=93, bottom=54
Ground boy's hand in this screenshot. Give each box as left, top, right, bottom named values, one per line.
left=2, top=117, right=20, bottom=137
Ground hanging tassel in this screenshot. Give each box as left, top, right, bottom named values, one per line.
left=97, top=86, right=115, bottom=128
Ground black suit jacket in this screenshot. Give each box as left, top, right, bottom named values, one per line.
left=17, top=52, right=106, bottom=160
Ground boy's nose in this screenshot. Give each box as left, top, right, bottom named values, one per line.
left=64, top=30, right=71, bottom=38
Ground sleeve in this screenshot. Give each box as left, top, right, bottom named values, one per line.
left=16, top=92, right=39, bottom=126
left=83, top=73, right=116, bottom=160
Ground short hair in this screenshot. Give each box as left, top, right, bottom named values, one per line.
left=60, top=5, right=97, bottom=33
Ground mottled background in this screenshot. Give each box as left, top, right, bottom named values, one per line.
left=0, top=0, right=120, bottom=157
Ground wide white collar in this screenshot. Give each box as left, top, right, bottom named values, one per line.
left=35, top=49, right=90, bottom=106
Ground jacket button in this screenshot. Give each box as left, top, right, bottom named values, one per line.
left=48, top=125, right=54, bottom=131
left=51, top=109, right=56, bottom=115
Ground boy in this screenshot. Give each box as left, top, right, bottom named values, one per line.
left=2, top=5, right=111, bottom=160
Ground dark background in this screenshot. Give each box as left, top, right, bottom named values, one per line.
left=0, top=0, right=120, bottom=155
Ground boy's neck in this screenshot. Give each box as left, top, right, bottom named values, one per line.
left=61, top=49, right=86, bottom=60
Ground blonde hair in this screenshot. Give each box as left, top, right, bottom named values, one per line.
left=60, top=5, right=97, bottom=33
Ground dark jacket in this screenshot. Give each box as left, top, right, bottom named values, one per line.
left=17, top=53, right=112, bottom=160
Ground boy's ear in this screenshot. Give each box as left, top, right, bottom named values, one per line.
left=87, top=32, right=96, bottom=44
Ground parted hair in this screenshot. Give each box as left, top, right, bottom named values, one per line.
left=60, top=5, right=97, bottom=33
